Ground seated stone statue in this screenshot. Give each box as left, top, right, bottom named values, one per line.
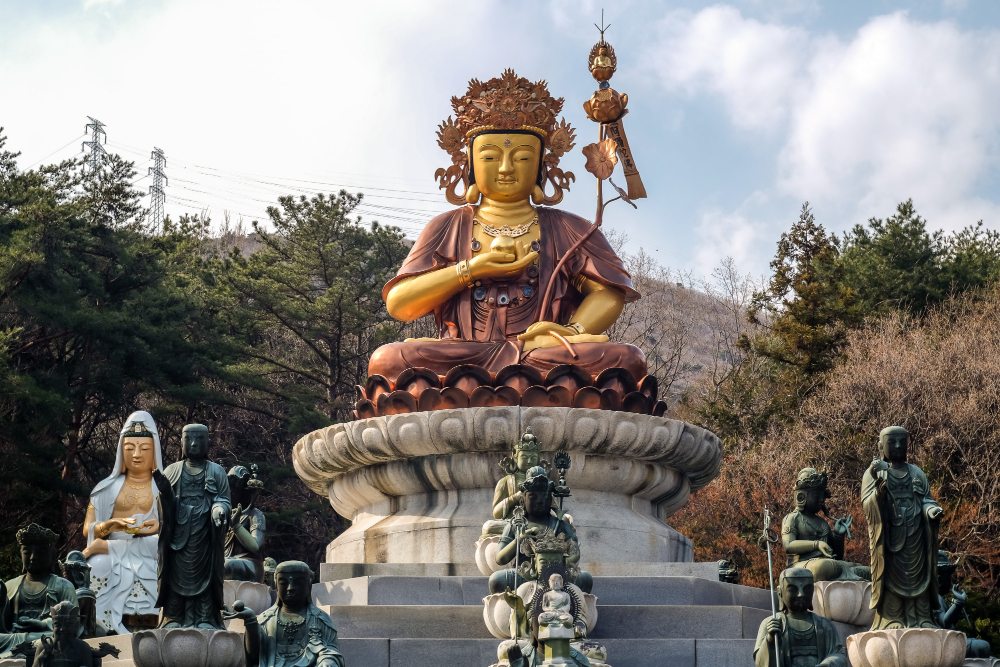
left=489, top=466, right=592, bottom=596
left=935, top=551, right=992, bottom=658
left=754, top=568, right=847, bottom=667
left=20, top=602, right=118, bottom=667
left=225, top=465, right=267, bottom=583
left=538, top=574, right=574, bottom=629
left=491, top=428, right=551, bottom=524
left=83, top=411, right=163, bottom=634
left=230, top=561, right=344, bottom=667
left=0, top=524, right=79, bottom=657
left=369, top=70, right=645, bottom=383
left=782, top=467, right=870, bottom=582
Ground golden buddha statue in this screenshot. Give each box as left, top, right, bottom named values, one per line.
left=368, top=70, right=646, bottom=385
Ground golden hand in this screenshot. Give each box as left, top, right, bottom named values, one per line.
left=469, top=244, right=538, bottom=282
left=518, top=320, right=609, bottom=352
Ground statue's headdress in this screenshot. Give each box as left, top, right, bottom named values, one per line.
left=436, top=69, right=576, bottom=206
left=17, top=523, right=57, bottom=546
left=228, top=464, right=265, bottom=491
left=515, top=427, right=540, bottom=454
left=123, top=419, right=154, bottom=439
left=793, top=467, right=830, bottom=510
left=519, top=466, right=555, bottom=494
left=50, top=601, right=80, bottom=623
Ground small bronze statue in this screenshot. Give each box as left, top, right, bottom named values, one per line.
left=753, top=568, right=847, bottom=667
left=19, top=602, right=118, bottom=667
left=862, top=426, right=943, bottom=629
left=0, top=524, right=78, bottom=657
left=153, top=423, right=232, bottom=629
left=718, top=559, right=740, bottom=585
left=227, top=561, right=344, bottom=667
left=493, top=428, right=549, bottom=521
left=263, top=557, right=278, bottom=590
left=935, top=551, right=992, bottom=658
left=489, top=466, right=591, bottom=596
left=59, top=551, right=97, bottom=639
left=782, top=467, right=870, bottom=582
left=225, top=465, right=267, bottom=583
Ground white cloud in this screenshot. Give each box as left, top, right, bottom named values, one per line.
left=647, top=6, right=1000, bottom=246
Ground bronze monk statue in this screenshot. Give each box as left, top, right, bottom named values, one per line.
left=368, top=70, right=645, bottom=383
left=782, top=467, right=870, bottom=582
left=153, top=424, right=231, bottom=629
left=753, top=568, right=847, bottom=667
left=862, top=426, right=943, bottom=629
left=228, top=561, right=344, bottom=667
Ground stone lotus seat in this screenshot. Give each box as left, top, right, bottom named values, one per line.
left=353, top=363, right=664, bottom=420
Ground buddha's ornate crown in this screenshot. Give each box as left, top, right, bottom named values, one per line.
left=794, top=467, right=828, bottom=491
left=520, top=528, right=573, bottom=558
left=124, top=420, right=154, bottom=439
left=50, top=601, right=80, bottom=622
left=519, top=466, right=554, bottom=494
left=17, top=523, right=57, bottom=546
left=435, top=69, right=576, bottom=207
left=514, top=427, right=540, bottom=453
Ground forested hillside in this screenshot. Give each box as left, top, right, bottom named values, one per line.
left=3, top=132, right=1000, bottom=646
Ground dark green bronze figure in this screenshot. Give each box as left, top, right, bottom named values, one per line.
left=782, top=467, right=870, bottom=582
left=493, top=428, right=549, bottom=521
left=753, top=568, right=847, bottom=667
left=862, top=426, right=943, bottom=629
left=228, top=561, right=344, bottom=667
left=224, top=465, right=267, bottom=583
left=0, top=524, right=78, bottom=657
left=58, top=551, right=96, bottom=639
left=935, top=551, right=992, bottom=658
left=489, top=467, right=592, bottom=595
left=21, top=602, right=118, bottom=667
left=153, top=424, right=231, bottom=629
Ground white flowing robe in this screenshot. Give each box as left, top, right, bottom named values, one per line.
left=87, top=410, right=164, bottom=634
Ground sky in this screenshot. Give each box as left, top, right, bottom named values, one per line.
left=2, top=0, right=1000, bottom=279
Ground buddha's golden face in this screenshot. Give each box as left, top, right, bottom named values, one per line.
left=121, top=436, right=156, bottom=474
left=470, top=133, right=542, bottom=203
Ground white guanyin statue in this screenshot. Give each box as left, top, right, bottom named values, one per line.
left=83, top=410, right=163, bottom=634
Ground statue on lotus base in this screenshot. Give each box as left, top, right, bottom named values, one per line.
left=782, top=467, right=870, bottom=582
left=862, top=426, right=943, bottom=629
left=153, top=424, right=231, bottom=629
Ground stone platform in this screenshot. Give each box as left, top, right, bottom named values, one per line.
left=83, top=566, right=865, bottom=667
left=293, top=407, right=723, bottom=569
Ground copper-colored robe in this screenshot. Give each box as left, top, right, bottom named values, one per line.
left=369, top=206, right=647, bottom=381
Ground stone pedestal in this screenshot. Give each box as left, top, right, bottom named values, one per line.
left=131, top=628, right=245, bottom=667
left=812, top=580, right=875, bottom=627
left=964, top=659, right=1000, bottom=667
left=293, top=407, right=722, bottom=570
left=475, top=533, right=505, bottom=575
left=846, top=628, right=966, bottom=667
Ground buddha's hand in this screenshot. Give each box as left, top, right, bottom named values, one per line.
left=927, top=505, right=944, bottom=521
left=832, top=515, right=853, bottom=538
left=468, top=241, right=538, bottom=281
left=817, top=541, right=835, bottom=558
left=518, top=321, right=610, bottom=352
left=211, top=504, right=227, bottom=527
left=14, top=616, right=49, bottom=633
left=765, top=615, right=782, bottom=642
left=36, top=635, right=53, bottom=659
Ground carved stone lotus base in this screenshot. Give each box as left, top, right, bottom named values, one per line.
left=475, top=531, right=505, bottom=576
left=964, top=659, right=1000, bottom=667
left=812, top=580, right=875, bottom=626
left=132, top=628, right=245, bottom=667
left=293, top=407, right=722, bottom=569
left=223, top=580, right=272, bottom=616
left=0, top=659, right=25, bottom=667
left=489, top=639, right=612, bottom=667
left=482, top=586, right=598, bottom=640
left=847, top=629, right=966, bottom=667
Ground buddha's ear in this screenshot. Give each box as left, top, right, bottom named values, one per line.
left=465, top=183, right=481, bottom=204
left=531, top=184, right=545, bottom=205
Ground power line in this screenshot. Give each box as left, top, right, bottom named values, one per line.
left=23, top=134, right=86, bottom=171
left=148, top=147, right=168, bottom=231
left=82, top=117, right=108, bottom=173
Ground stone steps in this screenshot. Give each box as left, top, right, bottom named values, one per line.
left=319, top=561, right=721, bottom=582
left=312, top=575, right=775, bottom=609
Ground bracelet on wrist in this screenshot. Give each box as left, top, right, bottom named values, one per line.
left=456, top=260, right=473, bottom=288
left=568, top=322, right=585, bottom=335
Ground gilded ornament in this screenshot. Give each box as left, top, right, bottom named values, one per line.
left=582, top=139, right=617, bottom=180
